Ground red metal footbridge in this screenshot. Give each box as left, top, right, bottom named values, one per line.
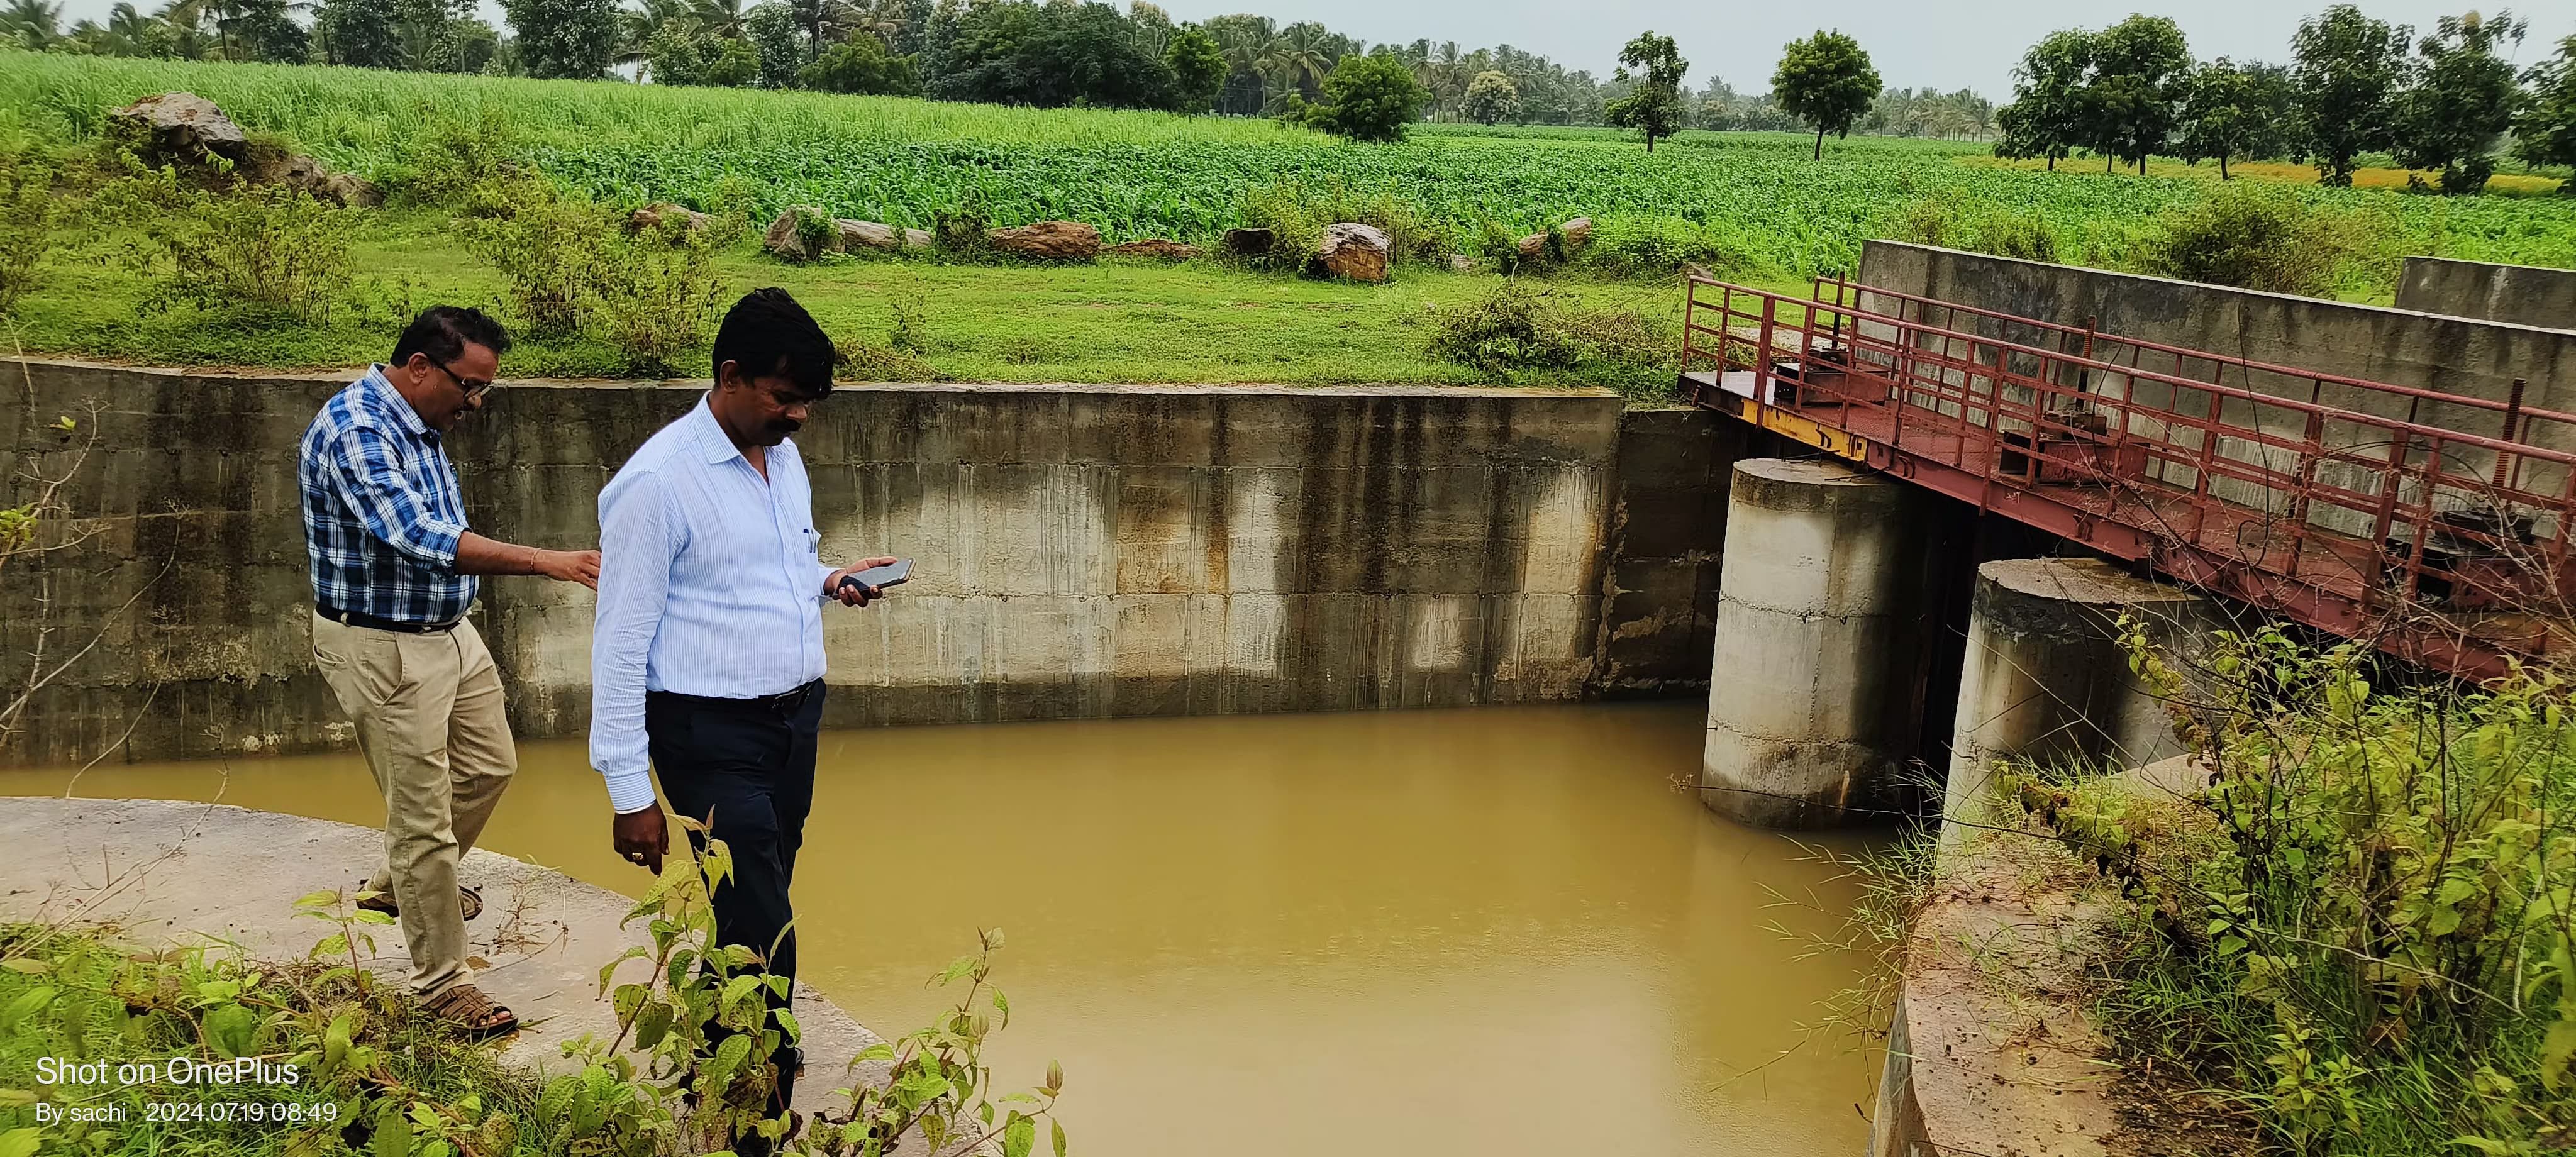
left=1679, top=275, right=2576, bottom=682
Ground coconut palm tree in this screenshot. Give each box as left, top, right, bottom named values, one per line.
left=685, top=0, right=746, bottom=38
left=149, top=0, right=218, bottom=57
left=0, top=0, right=64, bottom=48
left=1259, top=20, right=1340, bottom=109
left=616, top=0, right=688, bottom=73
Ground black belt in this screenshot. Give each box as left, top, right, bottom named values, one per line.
left=318, top=604, right=459, bottom=634
left=650, top=678, right=823, bottom=717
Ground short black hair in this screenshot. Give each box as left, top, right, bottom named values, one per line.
left=390, top=306, right=510, bottom=367
left=712, top=287, right=834, bottom=396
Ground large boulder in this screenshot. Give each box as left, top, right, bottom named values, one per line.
left=1314, top=223, right=1391, bottom=282
left=764, top=206, right=839, bottom=262
left=317, top=171, right=384, bottom=209
left=838, top=219, right=933, bottom=253
left=986, top=220, right=1101, bottom=261
left=630, top=202, right=713, bottom=234
left=110, top=92, right=247, bottom=163
left=1106, top=238, right=1198, bottom=260
left=1221, top=227, right=1275, bottom=257
left=260, top=154, right=380, bottom=208
left=1517, top=216, right=1596, bottom=264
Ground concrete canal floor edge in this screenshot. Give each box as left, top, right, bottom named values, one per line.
left=0, top=797, right=889, bottom=1119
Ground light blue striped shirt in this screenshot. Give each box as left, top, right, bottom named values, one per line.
left=591, top=396, right=838, bottom=812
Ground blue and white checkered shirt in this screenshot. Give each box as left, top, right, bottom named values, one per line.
left=298, top=366, right=475, bottom=624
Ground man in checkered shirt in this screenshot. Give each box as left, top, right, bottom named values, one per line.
left=299, top=306, right=600, bottom=1039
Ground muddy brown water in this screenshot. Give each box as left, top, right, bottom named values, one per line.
left=8, top=702, right=1883, bottom=1155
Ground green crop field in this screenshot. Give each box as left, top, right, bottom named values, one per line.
left=1, top=52, right=2572, bottom=385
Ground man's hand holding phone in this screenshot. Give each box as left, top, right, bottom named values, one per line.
left=827, top=557, right=908, bottom=606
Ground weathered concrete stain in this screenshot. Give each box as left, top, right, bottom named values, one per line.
left=2, top=363, right=1741, bottom=768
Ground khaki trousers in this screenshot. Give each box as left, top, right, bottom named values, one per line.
left=311, top=613, right=516, bottom=998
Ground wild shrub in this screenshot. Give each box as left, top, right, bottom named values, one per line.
left=462, top=183, right=726, bottom=374
left=2134, top=187, right=2366, bottom=296
left=382, top=106, right=525, bottom=209
left=109, top=169, right=353, bottom=324
left=0, top=827, right=1067, bottom=1156
left=1234, top=176, right=1445, bottom=270
left=460, top=181, right=608, bottom=338
left=931, top=185, right=997, bottom=260
left=0, top=147, right=58, bottom=318
left=2013, top=624, right=2576, bottom=1154
left=588, top=225, right=726, bottom=378
left=1585, top=214, right=1763, bottom=277
left=1887, top=196, right=2060, bottom=264
left=1425, top=280, right=1670, bottom=396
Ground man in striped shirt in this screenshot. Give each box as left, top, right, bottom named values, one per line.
left=594, top=289, right=896, bottom=1146
left=299, top=306, right=600, bottom=1038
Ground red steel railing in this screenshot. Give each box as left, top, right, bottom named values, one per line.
left=1678, top=275, right=2576, bottom=679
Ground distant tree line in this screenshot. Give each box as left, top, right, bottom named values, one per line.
left=4, top=0, right=2571, bottom=179
left=1996, top=5, right=2576, bottom=193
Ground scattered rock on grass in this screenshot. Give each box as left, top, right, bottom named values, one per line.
left=110, top=92, right=247, bottom=163
left=986, top=221, right=1101, bottom=261
left=1315, top=223, right=1391, bottom=282
left=1448, top=254, right=1479, bottom=272
left=764, top=206, right=838, bottom=261
left=630, top=202, right=713, bottom=234
left=1517, top=216, right=1596, bottom=264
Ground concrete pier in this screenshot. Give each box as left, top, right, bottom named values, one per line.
left=1700, top=458, right=1938, bottom=828
left=1939, top=558, right=2221, bottom=851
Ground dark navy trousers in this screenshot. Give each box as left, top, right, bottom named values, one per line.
left=647, top=678, right=823, bottom=1112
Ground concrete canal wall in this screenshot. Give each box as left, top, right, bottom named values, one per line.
left=2396, top=257, right=2576, bottom=332
left=0, top=360, right=1736, bottom=767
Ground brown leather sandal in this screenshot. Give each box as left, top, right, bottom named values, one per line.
left=355, top=881, right=484, bottom=921
left=421, top=983, right=518, bottom=1040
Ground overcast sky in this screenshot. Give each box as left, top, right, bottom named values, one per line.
left=1151, top=0, right=2576, bottom=96
left=47, top=0, right=2576, bottom=97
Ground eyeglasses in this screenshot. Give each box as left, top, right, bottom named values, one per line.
left=431, top=358, right=496, bottom=400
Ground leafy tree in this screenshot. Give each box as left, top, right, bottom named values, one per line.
left=1460, top=69, right=1518, bottom=125
left=2084, top=14, right=2189, bottom=174
left=2520, top=34, right=2576, bottom=177
left=742, top=0, right=801, bottom=85
left=500, top=0, right=616, bottom=77
left=1771, top=29, right=1879, bottom=160
left=2177, top=58, right=2292, bottom=179
left=795, top=30, right=913, bottom=92
left=648, top=24, right=757, bottom=85
left=1996, top=30, right=2094, bottom=170
left=2291, top=4, right=2412, bottom=187
left=315, top=0, right=404, bottom=66
left=2393, top=10, right=2526, bottom=194
left=1301, top=51, right=1427, bottom=142
left=1603, top=31, right=1685, bottom=151
left=1163, top=23, right=1224, bottom=113
left=221, top=0, right=308, bottom=62
left=398, top=0, right=496, bottom=72
left=930, top=0, right=1179, bottom=109
left=1, top=0, right=62, bottom=48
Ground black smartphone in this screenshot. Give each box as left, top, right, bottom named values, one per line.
left=838, top=559, right=911, bottom=593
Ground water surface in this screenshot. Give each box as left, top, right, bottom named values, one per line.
left=8, top=702, right=1882, bottom=1156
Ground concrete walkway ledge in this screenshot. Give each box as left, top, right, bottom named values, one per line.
left=0, top=797, right=886, bottom=1117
